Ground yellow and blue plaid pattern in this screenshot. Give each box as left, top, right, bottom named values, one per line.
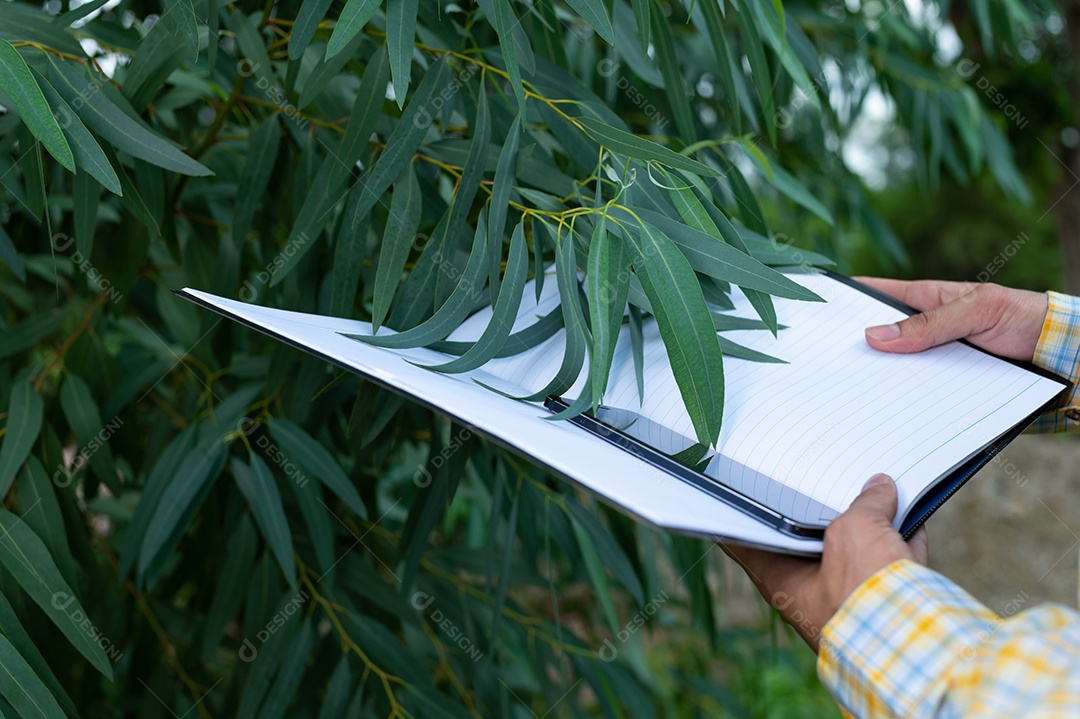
left=818, top=560, right=1080, bottom=718
left=1029, top=291, right=1080, bottom=433
left=815, top=296, right=1080, bottom=717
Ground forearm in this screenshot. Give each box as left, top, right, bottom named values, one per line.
left=818, top=560, right=1080, bottom=718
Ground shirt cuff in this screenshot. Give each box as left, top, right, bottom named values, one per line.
left=1030, top=291, right=1080, bottom=433
left=817, top=559, right=998, bottom=718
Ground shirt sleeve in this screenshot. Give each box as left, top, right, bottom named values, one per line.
left=817, top=559, right=1080, bottom=718
left=1028, top=291, right=1080, bottom=433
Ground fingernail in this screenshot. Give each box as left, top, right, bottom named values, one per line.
left=866, top=323, right=900, bottom=341
left=863, top=473, right=892, bottom=490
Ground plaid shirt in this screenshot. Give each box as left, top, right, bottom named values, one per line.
left=1028, top=291, right=1080, bottom=432
left=817, top=291, right=1080, bottom=718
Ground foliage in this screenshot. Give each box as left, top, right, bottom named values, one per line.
left=0, top=0, right=1056, bottom=716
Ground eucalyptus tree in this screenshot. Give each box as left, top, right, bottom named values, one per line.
left=0, top=0, right=1048, bottom=715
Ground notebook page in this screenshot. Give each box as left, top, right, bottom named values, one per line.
left=469, top=272, right=1062, bottom=522
left=177, top=287, right=829, bottom=554
left=651, top=273, right=1062, bottom=519
left=382, top=271, right=1062, bottom=524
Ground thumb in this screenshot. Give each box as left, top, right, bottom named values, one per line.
left=845, top=473, right=899, bottom=523
left=865, top=291, right=988, bottom=353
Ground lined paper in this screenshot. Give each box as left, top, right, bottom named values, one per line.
left=463, top=272, right=1065, bottom=523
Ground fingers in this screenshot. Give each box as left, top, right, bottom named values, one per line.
left=720, top=540, right=814, bottom=593
left=907, top=525, right=929, bottom=566
left=721, top=541, right=787, bottom=579
left=853, top=277, right=978, bottom=313
left=845, top=473, right=899, bottom=523
left=864, top=288, right=994, bottom=354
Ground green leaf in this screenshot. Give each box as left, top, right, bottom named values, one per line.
left=122, top=15, right=187, bottom=110
left=59, top=373, right=120, bottom=494
left=0, top=41, right=74, bottom=173
left=201, top=515, right=257, bottom=663
left=734, top=0, right=776, bottom=146
left=628, top=209, right=822, bottom=301
left=232, top=117, right=281, bottom=246
left=628, top=303, right=644, bottom=401
left=289, top=0, right=335, bottom=59
left=564, top=0, right=614, bottom=44
left=331, top=193, right=367, bottom=318
left=387, top=0, right=419, bottom=106
left=373, top=164, right=421, bottom=332
left=118, top=427, right=195, bottom=579
left=566, top=501, right=644, bottom=605
left=648, top=1, right=694, bottom=142
left=232, top=456, right=296, bottom=587
left=100, top=145, right=159, bottom=236
left=30, top=68, right=119, bottom=194
left=138, top=439, right=227, bottom=582
left=568, top=506, right=618, bottom=635
left=623, top=220, right=725, bottom=446
left=420, top=220, right=528, bottom=373
left=532, top=215, right=548, bottom=301
left=487, top=115, right=522, bottom=299
left=577, top=117, right=719, bottom=177
left=265, top=419, right=367, bottom=519
left=326, top=0, right=380, bottom=59
left=0, top=591, right=77, bottom=719
left=399, top=455, right=452, bottom=594
left=15, top=457, right=77, bottom=590
left=0, top=313, right=65, bottom=363
left=430, top=306, right=563, bottom=357
left=297, top=29, right=366, bottom=108
left=44, top=54, right=212, bottom=177
left=745, top=151, right=834, bottom=225
left=285, top=476, right=336, bottom=579
left=484, top=472, right=520, bottom=663
left=0, top=225, right=24, bottom=283
left=72, top=171, right=100, bottom=258
left=164, top=0, right=200, bottom=60
left=716, top=336, right=784, bottom=363
left=586, top=215, right=629, bottom=409
left=317, top=656, right=353, bottom=719
left=349, top=56, right=454, bottom=232
left=513, top=224, right=590, bottom=401
left=0, top=3, right=83, bottom=56
left=482, top=0, right=527, bottom=118
left=629, top=0, right=651, bottom=53
left=0, top=508, right=113, bottom=678
left=53, top=0, right=109, bottom=27
left=350, top=217, right=489, bottom=348
left=699, top=0, right=740, bottom=134
left=749, top=0, right=820, bottom=111
left=0, top=630, right=66, bottom=719
left=0, top=375, right=43, bottom=498
left=434, top=81, right=491, bottom=304
left=258, top=617, right=315, bottom=719
left=664, top=176, right=780, bottom=334
left=236, top=594, right=305, bottom=719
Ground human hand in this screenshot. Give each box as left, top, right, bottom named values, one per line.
left=722, top=474, right=929, bottom=652
left=855, top=278, right=1048, bottom=361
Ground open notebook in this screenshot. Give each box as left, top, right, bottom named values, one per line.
left=178, top=271, right=1068, bottom=555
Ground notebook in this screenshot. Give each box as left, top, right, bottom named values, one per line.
left=177, top=270, right=1069, bottom=555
